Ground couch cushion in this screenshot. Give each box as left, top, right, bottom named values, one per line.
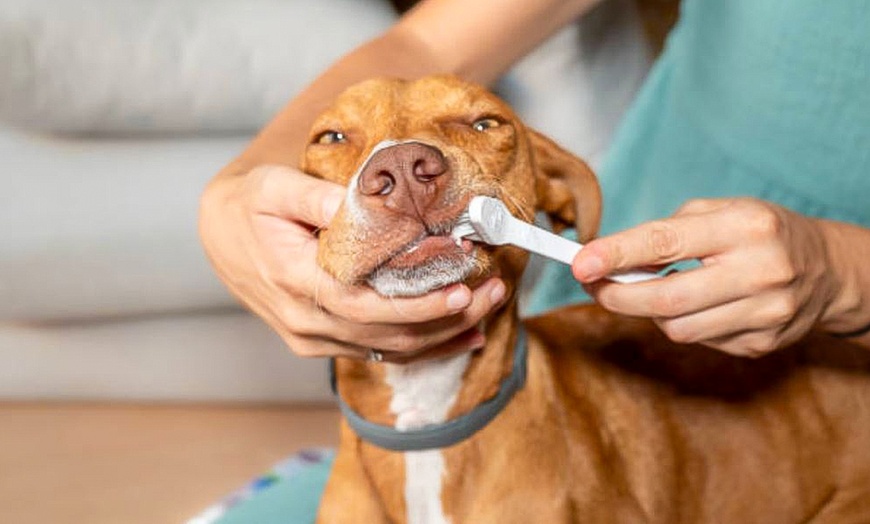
left=0, top=311, right=332, bottom=401
left=0, top=126, right=251, bottom=320
left=0, top=0, right=396, bottom=134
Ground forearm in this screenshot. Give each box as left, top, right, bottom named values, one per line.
left=224, top=28, right=443, bottom=176
left=221, top=0, right=602, bottom=177
left=818, top=218, right=870, bottom=347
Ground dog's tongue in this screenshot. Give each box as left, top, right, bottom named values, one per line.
left=387, top=236, right=473, bottom=268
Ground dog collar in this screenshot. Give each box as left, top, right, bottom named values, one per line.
left=328, top=326, right=528, bottom=452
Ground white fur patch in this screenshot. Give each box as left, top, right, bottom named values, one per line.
left=386, top=354, right=470, bottom=524
left=367, top=255, right=476, bottom=297
left=404, top=450, right=451, bottom=524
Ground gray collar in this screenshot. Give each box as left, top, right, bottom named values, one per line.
left=329, top=326, right=528, bottom=452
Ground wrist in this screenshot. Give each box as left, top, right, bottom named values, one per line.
left=816, top=219, right=870, bottom=336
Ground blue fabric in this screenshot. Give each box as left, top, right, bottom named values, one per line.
left=529, top=0, right=870, bottom=314
left=212, top=452, right=334, bottom=524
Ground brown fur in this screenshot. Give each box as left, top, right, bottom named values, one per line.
left=302, top=76, right=870, bottom=523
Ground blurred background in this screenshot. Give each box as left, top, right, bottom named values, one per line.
left=0, top=0, right=673, bottom=521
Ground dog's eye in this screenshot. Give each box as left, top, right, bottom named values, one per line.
left=471, top=118, right=501, bottom=132
left=314, top=130, right=347, bottom=145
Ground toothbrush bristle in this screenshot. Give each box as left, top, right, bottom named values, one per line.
left=450, top=212, right=476, bottom=244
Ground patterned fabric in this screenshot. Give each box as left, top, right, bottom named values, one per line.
left=187, top=448, right=334, bottom=524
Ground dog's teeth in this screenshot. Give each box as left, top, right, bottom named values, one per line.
left=406, top=245, right=419, bottom=254
left=450, top=220, right=475, bottom=244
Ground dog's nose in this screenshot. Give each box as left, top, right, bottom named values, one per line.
left=357, top=142, right=449, bottom=215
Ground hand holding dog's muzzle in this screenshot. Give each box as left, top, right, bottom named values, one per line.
left=199, top=164, right=504, bottom=362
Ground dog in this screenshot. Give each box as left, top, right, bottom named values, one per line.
left=300, top=75, right=870, bottom=523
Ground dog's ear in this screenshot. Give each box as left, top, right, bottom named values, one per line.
left=528, top=129, right=602, bottom=242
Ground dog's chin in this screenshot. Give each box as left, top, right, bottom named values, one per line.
left=366, top=256, right=477, bottom=297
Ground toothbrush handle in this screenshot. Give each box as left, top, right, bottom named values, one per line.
left=510, top=217, right=661, bottom=284
left=514, top=220, right=581, bottom=265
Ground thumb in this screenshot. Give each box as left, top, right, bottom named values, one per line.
left=252, top=165, right=345, bottom=228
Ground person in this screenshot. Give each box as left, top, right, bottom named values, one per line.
left=200, top=0, right=870, bottom=367
left=196, top=0, right=869, bottom=520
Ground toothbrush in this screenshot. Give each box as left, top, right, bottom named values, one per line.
left=451, top=196, right=661, bottom=284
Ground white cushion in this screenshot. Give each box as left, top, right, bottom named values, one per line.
left=0, top=126, right=246, bottom=320
left=0, top=0, right=396, bottom=133
left=0, top=311, right=332, bottom=402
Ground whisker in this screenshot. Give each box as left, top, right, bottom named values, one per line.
left=497, top=190, right=534, bottom=222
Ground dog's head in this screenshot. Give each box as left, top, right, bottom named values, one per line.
left=304, top=75, right=600, bottom=297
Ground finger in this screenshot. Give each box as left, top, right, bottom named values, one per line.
left=267, top=279, right=487, bottom=358
left=587, top=263, right=754, bottom=319
left=673, top=198, right=730, bottom=217
left=270, top=230, right=505, bottom=324
left=573, top=212, right=740, bottom=282
left=330, top=279, right=505, bottom=353
left=289, top=278, right=503, bottom=354
left=387, top=328, right=487, bottom=364
left=653, top=291, right=795, bottom=346
left=698, top=330, right=784, bottom=359
left=316, top=277, right=506, bottom=325
left=281, top=332, right=371, bottom=359
left=240, top=294, right=371, bottom=360
left=314, top=326, right=486, bottom=364
left=251, top=165, right=346, bottom=227
left=273, top=302, right=479, bottom=362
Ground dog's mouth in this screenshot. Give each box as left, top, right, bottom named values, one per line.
left=364, top=219, right=481, bottom=297
left=384, top=232, right=475, bottom=269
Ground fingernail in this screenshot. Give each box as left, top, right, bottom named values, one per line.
left=489, top=279, right=506, bottom=305
left=322, top=192, right=343, bottom=222
left=446, top=286, right=472, bottom=311
left=469, top=331, right=486, bottom=349
left=573, top=255, right=605, bottom=282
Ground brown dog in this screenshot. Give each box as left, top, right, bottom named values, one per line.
left=302, top=75, right=870, bottom=523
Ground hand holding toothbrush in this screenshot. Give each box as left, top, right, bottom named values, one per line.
left=571, top=198, right=860, bottom=357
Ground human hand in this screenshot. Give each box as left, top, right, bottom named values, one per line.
left=572, top=198, right=839, bottom=357
left=198, top=165, right=506, bottom=362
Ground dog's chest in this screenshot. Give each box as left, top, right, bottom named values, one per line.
left=385, top=354, right=470, bottom=524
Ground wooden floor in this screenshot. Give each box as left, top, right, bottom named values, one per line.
left=0, top=403, right=340, bottom=524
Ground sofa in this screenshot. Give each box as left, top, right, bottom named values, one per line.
left=0, top=0, right=650, bottom=402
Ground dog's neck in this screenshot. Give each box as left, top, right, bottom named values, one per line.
left=333, top=300, right=520, bottom=434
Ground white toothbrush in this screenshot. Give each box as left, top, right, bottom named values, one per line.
left=451, top=196, right=661, bottom=284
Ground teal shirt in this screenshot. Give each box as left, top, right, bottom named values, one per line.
left=530, top=0, right=870, bottom=314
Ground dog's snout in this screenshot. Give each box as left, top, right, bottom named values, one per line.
left=357, top=142, right=449, bottom=215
